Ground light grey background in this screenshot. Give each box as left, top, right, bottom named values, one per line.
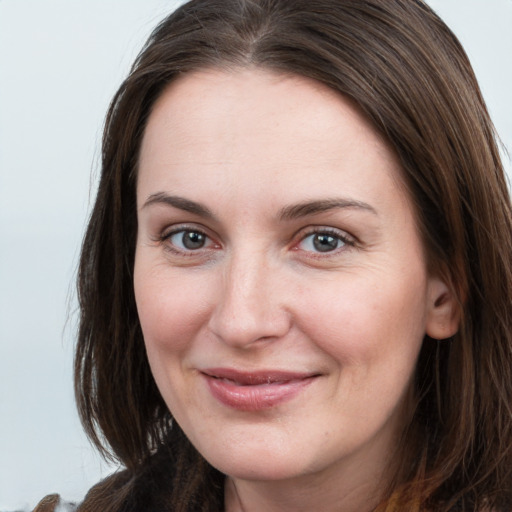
left=0, top=1, right=510, bottom=510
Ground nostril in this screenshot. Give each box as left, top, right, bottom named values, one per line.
left=207, top=307, right=291, bottom=348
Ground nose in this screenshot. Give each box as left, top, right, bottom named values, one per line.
left=207, top=251, right=292, bottom=349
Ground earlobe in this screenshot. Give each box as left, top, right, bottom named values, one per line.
left=425, top=277, right=461, bottom=340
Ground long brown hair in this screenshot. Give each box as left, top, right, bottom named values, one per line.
left=75, top=1, right=512, bottom=510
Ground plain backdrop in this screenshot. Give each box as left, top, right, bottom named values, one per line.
left=0, top=1, right=510, bottom=510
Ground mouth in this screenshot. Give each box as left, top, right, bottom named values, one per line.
left=200, top=368, right=320, bottom=411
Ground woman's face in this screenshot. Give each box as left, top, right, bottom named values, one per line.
left=134, top=69, right=449, bottom=486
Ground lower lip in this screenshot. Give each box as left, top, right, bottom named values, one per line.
left=203, top=374, right=316, bottom=411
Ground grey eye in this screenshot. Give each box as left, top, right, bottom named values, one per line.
left=299, top=233, right=345, bottom=253
left=170, top=230, right=208, bottom=250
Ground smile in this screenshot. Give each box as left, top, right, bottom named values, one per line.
left=201, top=368, right=319, bottom=411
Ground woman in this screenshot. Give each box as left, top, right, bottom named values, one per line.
left=35, top=0, right=512, bottom=511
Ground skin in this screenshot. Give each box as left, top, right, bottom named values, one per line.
left=134, top=69, right=458, bottom=512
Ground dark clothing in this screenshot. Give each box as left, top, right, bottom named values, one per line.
left=33, top=445, right=224, bottom=512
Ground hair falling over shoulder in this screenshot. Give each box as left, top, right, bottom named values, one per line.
left=75, top=1, right=512, bottom=510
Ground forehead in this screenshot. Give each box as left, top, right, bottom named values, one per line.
left=142, top=68, right=389, bottom=151
left=137, top=68, right=407, bottom=213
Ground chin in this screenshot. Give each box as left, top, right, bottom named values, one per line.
left=198, top=438, right=316, bottom=482
left=215, top=457, right=305, bottom=482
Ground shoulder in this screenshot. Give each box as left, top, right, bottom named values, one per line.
left=33, top=494, right=77, bottom=512
left=32, top=471, right=131, bottom=512
left=33, top=443, right=223, bottom=512
left=77, top=470, right=133, bottom=512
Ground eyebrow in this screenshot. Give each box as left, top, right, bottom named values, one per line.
left=278, top=198, right=377, bottom=220
left=142, top=192, right=215, bottom=219
left=141, top=192, right=377, bottom=221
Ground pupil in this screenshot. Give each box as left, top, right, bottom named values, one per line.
left=183, top=231, right=205, bottom=249
left=313, top=234, right=338, bottom=252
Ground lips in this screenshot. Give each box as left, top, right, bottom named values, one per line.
left=201, top=368, right=318, bottom=411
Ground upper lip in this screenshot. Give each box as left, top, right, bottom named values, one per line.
left=200, top=368, right=319, bottom=385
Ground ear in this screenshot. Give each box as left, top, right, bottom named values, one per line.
left=425, top=277, right=461, bottom=340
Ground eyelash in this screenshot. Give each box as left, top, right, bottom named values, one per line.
left=293, top=227, right=355, bottom=257
left=158, top=225, right=356, bottom=257
left=159, top=225, right=216, bottom=257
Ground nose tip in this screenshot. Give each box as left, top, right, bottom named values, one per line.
left=207, top=258, right=291, bottom=348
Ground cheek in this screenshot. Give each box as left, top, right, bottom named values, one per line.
left=134, top=262, right=213, bottom=354
left=294, top=271, right=428, bottom=370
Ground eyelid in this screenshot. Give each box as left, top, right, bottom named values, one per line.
left=292, top=226, right=356, bottom=254
left=160, top=223, right=206, bottom=241
left=159, top=223, right=220, bottom=254
left=155, top=223, right=356, bottom=258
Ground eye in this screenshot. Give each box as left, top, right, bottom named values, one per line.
left=166, top=229, right=214, bottom=251
left=297, top=229, right=352, bottom=253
